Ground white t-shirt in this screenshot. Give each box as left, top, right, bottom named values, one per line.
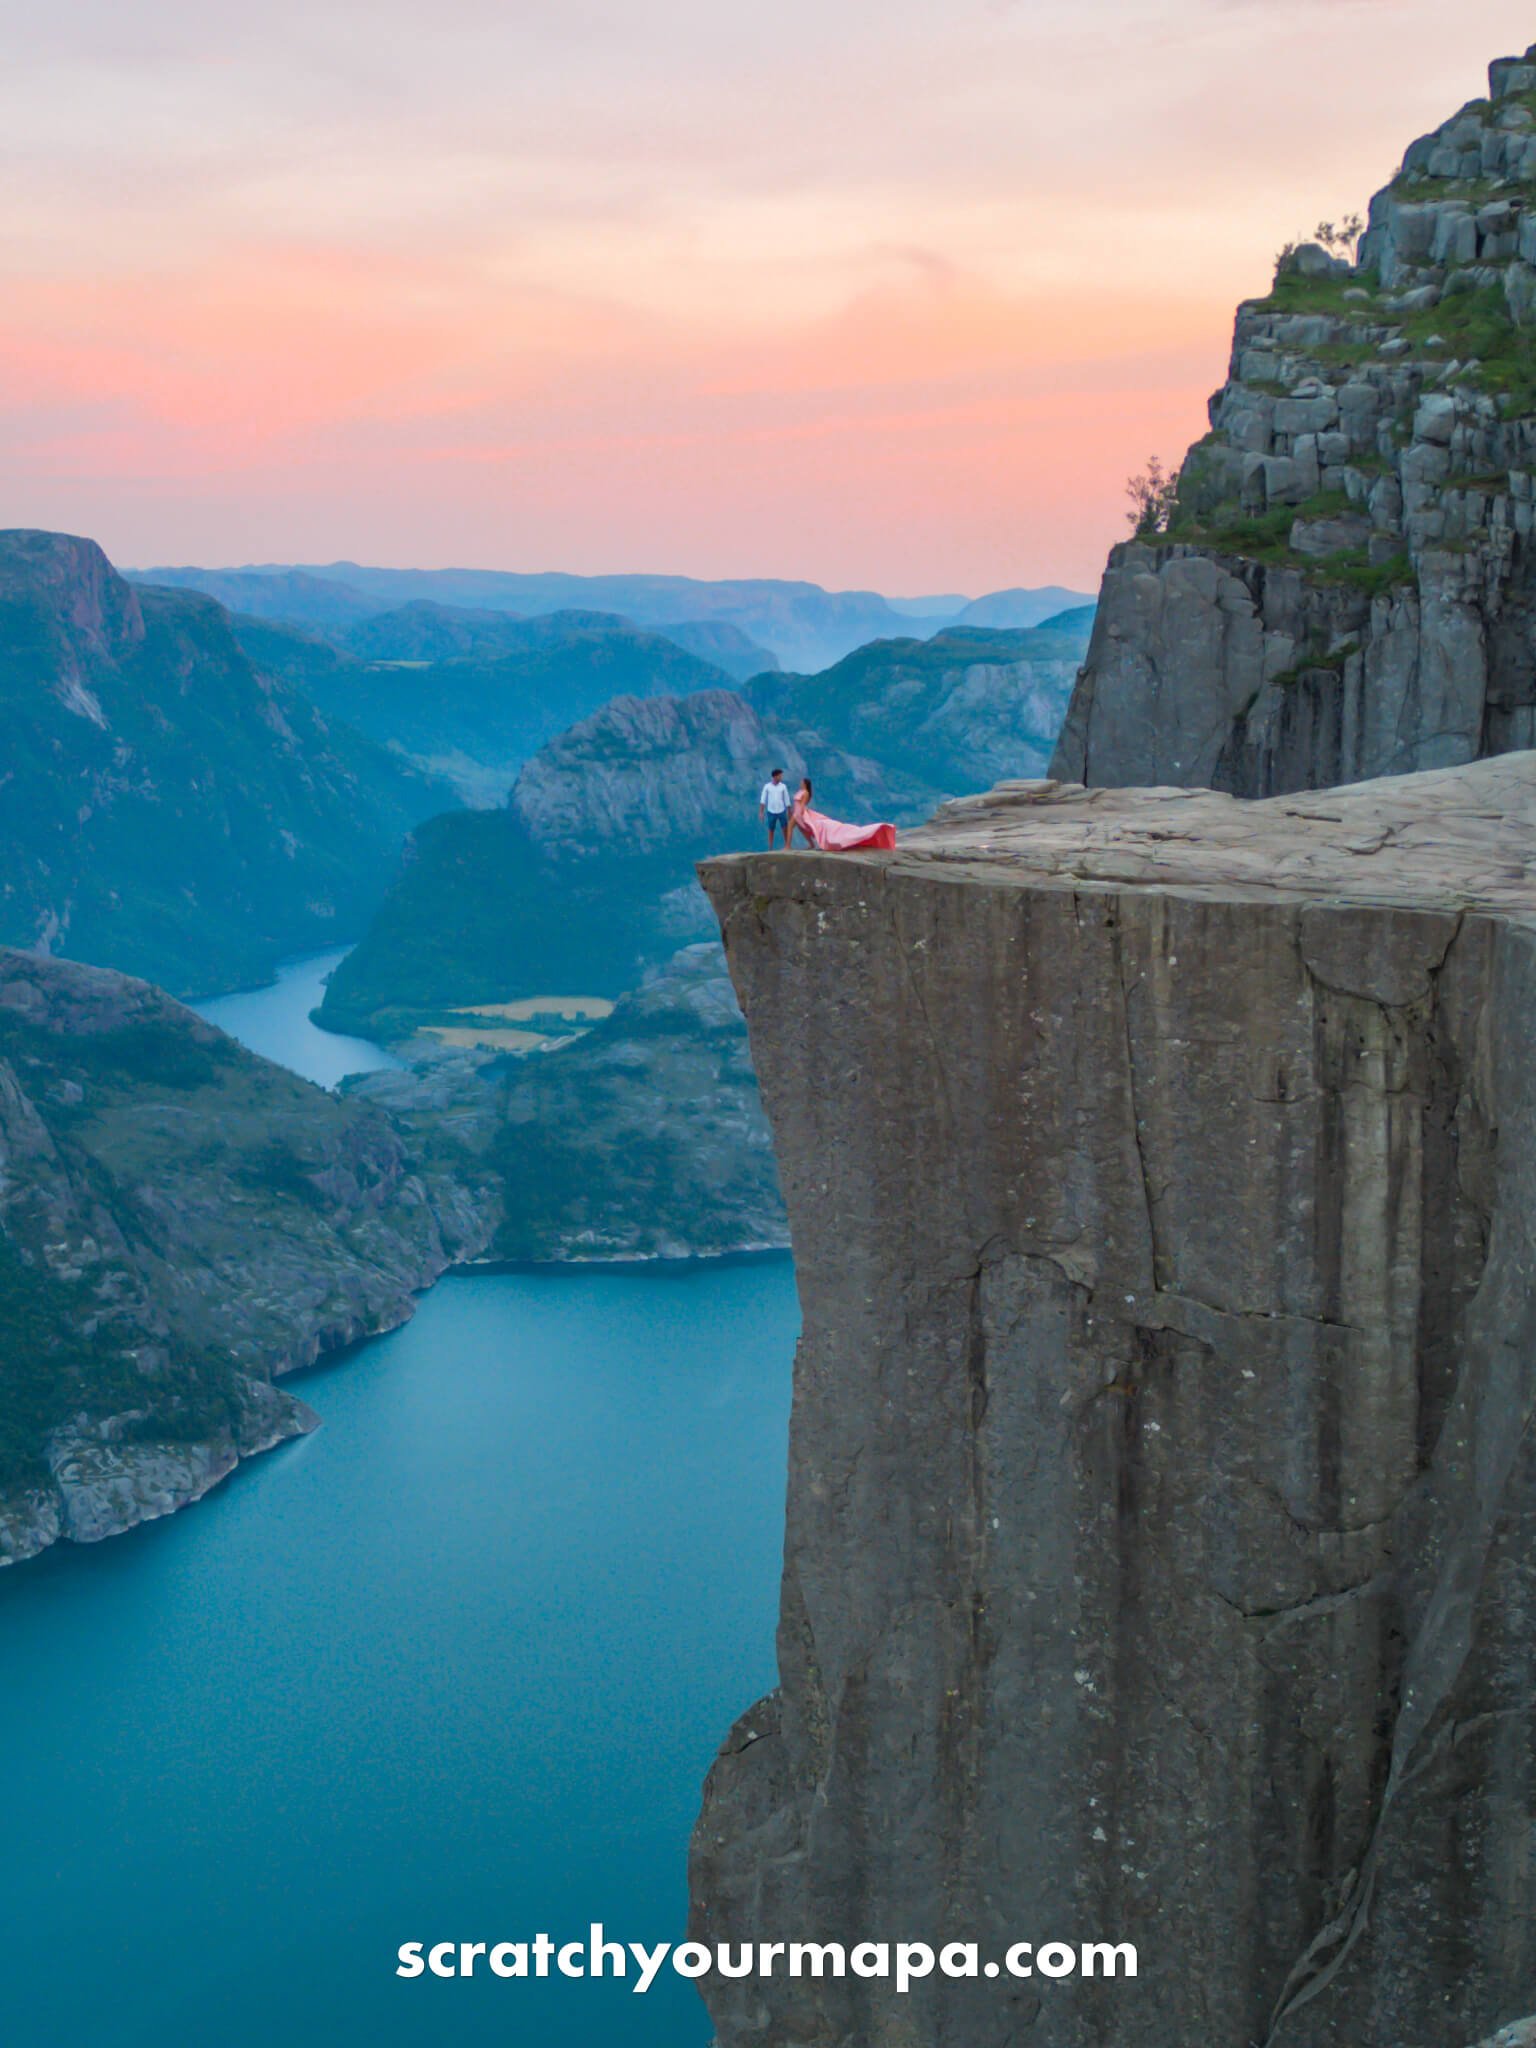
left=761, top=780, right=792, bottom=814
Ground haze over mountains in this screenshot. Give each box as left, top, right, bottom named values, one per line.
left=132, top=562, right=1092, bottom=673
left=232, top=607, right=753, bottom=804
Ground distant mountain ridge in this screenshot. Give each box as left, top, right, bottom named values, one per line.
left=0, top=529, right=447, bottom=997
left=318, top=613, right=1093, bottom=1040
left=337, top=600, right=778, bottom=678
left=133, top=561, right=1093, bottom=672
left=951, top=584, right=1098, bottom=629
left=746, top=618, right=1093, bottom=793
left=232, top=608, right=748, bottom=805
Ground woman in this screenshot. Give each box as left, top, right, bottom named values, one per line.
left=791, top=778, right=897, bottom=852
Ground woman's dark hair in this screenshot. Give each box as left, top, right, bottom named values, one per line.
left=801, top=778, right=812, bottom=799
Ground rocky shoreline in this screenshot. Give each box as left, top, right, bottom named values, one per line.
left=0, top=947, right=495, bottom=1568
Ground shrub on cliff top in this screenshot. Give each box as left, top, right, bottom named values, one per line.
left=1125, top=456, right=1181, bottom=535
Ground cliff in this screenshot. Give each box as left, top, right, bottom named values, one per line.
left=0, top=529, right=445, bottom=996
left=0, top=948, right=492, bottom=1565
left=1054, top=52, right=1536, bottom=795
left=693, top=753, right=1536, bottom=2046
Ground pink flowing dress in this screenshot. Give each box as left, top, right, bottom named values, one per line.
left=798, top=804, right=896, bottom=852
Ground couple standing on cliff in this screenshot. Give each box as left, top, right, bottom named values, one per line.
left=758, top=767, right=897, bottom=853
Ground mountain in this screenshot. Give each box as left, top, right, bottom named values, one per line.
left=334, top=599, right=776, bottom=679
left=0, top=947, right=491, bottom=1565
left=316, top=686, right=928, bottom=1039
left=1054, top=49, right=1536, bottom=795
left=292, top=564, right=924, bottom=669
left=693, top=747, right=1536, bottom=2048
left=239, top=612, right=743, bottom=804
left=1037, top=602, right=1097, bottom=635
left=132, top=565, right=380, bottom=628
left=132, top=563, right=944, bottom=670
left=0, top=531, right=448, bottom=998
left=341, top=599, right=537, bottom=662
left=952, top=583, right=1096, bottom=628
left=346, top=942, right=785, bottom=1263
left=650, top=617, right=780, bottom=680
left=317, top=614, right=1091, bottom=1040
left=747, top=619, right=1094, bottom=793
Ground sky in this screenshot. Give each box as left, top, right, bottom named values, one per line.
left=2, top=0, right=1531, bottom=593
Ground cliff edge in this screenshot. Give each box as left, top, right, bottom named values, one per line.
left=1054, top=52, right=1536, bottom=795
left=692, top=754, right=1536, bottom=2046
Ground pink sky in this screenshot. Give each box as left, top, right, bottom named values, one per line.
left=3, top=0, right=1530, bottom=593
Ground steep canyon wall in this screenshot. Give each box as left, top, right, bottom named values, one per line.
left=692, top=761, right=1536, bottom=2047
left=1054, top=54, right=1536, bottom=796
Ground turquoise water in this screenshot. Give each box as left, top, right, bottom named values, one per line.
left=0, top=962, right=796, bottom=2048
left=193, top=947, right=403, bottom=1088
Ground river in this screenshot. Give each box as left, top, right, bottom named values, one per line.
left=0, top=952, right=796, bottom=2047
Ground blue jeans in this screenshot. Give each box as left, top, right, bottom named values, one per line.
left=767, top=811, right=793, bottom=845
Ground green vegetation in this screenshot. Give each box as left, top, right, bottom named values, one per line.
left=0, top=1233, right=245, bottom=1490
left=1155, top=490, right=1416, bottom=602
left=0, top=951, right=454, bottom=1505
left=316, top=809, right=699, bottom=1036
left=1250, top=270, right=1382, bottom=320
left=1400, top=285, right=1536, bottom=413
left=1164, top=492, right=1350, bottom=563
left=1388, top=175, right=1508, bottom=205
left=1125, top=455, right=1181, bottom=536
left=1310, top=550, right=1415, bottom=597
left=1270, top=638, right=1361, bottom=689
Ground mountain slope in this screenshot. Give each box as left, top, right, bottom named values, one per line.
left=952, top=583, right=1095, bottom=628
left=346, top=942, right=786, bottom=1263
left=334, top=600, right=779, bottom=679
left=746, top=618, right=1094, bottom=793
left=0, top=947, right=491, bottom=1564
left=1054, top=48, right=1536, bottom=795
left=317, top=686, right=927, bottom=1036
left=0, top=531, right=447, bottom=997
left=142, top=563, right=931, bottom=670
left=260, top=615, right=742, bottom=801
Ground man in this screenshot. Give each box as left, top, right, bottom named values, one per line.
left=759, top=767, right=794, bottom=850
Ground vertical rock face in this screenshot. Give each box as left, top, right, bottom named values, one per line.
left=1053, top=53, right=1536, bottom=795
left=692, top=760, right=1536, bottom=2048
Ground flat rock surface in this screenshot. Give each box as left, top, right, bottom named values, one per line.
left=890, top=752, right=1536, bottom=915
